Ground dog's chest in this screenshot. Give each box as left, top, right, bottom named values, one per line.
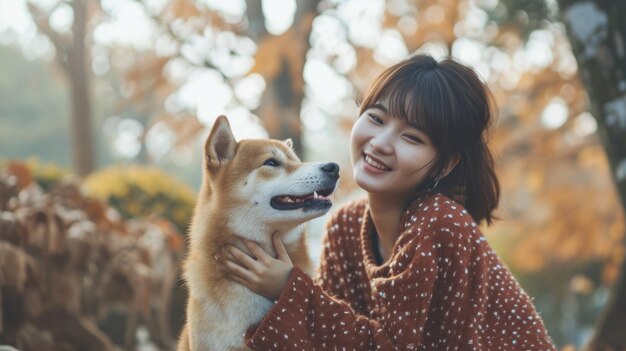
left=189, top=282, right=273, bottom=350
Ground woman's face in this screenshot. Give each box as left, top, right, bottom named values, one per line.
left=350, top=101, right=438, bottom=197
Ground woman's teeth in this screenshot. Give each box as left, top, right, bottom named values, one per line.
left=364, top=155, right=391, bottom=171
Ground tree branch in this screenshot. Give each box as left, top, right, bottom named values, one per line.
left=26, top=1, right=70, bottom=74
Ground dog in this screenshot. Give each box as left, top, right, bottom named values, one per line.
left=177, top=116, right=339, bottom=351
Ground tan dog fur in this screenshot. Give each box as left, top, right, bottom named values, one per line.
left=178, top=116, right=338, bottom=351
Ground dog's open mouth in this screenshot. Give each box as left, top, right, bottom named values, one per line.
left=270, top=187, right=334, bottom=211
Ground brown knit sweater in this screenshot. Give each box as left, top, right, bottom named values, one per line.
left=245, top=194, right=556, bottom=350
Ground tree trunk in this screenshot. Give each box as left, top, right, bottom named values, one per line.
left=557, top=1, right=626, bottom=350
left=246, top=0, right=320, bottom=157
left=68, top=0, right=94, bottom=176
left=26, top=0, right=95, bottom=176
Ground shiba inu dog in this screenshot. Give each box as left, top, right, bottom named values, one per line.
left=177, top=116, right=339, bottom=351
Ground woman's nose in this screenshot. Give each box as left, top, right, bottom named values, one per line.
left=369, top=131, right=394, bottom=154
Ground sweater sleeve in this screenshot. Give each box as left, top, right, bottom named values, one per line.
left=313, top=212, right=348, bottom=299
left=244, top=265, right=435, bottom=350
left=244, top=225, right=440, bottom=350
left=314, top=200, right=365, bottom=300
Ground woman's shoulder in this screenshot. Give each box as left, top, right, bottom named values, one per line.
left=406, top=193, right=473, bottom=224
left=402, top=193, right=480, bottom=244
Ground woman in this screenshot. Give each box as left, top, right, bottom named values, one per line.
left=223, top=54, right=556, bottom=350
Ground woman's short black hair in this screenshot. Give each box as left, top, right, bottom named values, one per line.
left=359, top=54, right=500, bottom=225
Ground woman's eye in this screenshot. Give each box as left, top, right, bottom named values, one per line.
left=263, top=158, right=280, bottom=167
left=404, top=135, right=423, bottom=144
left=368, top=113, right=383, bottom=125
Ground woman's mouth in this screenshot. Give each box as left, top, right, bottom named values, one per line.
left=362, top=153, right=391, bottom=172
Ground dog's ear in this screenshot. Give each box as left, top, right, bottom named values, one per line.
left=283, top=138, right=293, bottom=149
left=205, top=115, right=237, bottom=169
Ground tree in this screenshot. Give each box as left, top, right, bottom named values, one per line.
left=246, top=0, right=320, bottom=155
left=131, top=0, right=321, bottom=157
left=28, top=0, right=95, bottom=176
left=557, top=1, right=626, bottom=349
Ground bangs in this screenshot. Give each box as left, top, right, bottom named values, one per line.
left=360, top=67, right=452, bottom=138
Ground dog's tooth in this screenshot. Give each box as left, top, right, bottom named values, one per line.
left=314, top=191, right=318, bottom=199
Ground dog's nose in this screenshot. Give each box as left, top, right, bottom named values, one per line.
left=320, top=162, right=340, bottom=179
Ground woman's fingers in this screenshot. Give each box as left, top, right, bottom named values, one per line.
left=221, top=236, right=293, bottom=301
left=223, top=258, right=256, bottom=282
left=272, top=232, right=289, bottom=262
left=243, top=240, right=271, bottom=264
left=227, top=246, right=261, bottom=272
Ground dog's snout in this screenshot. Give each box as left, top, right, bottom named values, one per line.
left=320, top=162, right=340, bottom=179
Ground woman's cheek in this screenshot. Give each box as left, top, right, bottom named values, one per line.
left=349, top=130, right=359, bottom=165
left=349, top=120, right=367, bottom=161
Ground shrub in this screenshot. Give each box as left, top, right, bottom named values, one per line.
left=0, top=158, right=70, bottom=191
left=83, top=166, right=195, bottom=233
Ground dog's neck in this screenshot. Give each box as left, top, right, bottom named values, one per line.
left=224, top=203, right=306, bottom=245
left=229, top=222, right=304, bottom=245
left=275, top=225, right=305, bottom=244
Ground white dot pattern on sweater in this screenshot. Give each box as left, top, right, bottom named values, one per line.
left=245, top=194, right=556, bottom=350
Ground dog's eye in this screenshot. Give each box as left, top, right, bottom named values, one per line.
left=263, top=158, right=280, bottom=167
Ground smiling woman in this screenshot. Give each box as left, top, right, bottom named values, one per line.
left=350, top=102, right=440, bottom=198
left=223, top=54, right=557, bottom=350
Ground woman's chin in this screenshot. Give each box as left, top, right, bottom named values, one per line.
left=354, top=176, right=388, bottom=194
left=354, top=175, right=418, bottom=197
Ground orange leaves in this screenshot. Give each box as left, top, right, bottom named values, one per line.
left=122, top=56, right=174, bottom=110
left=484, top=49, right=624, bottom=276
left=149, top=112, right=206, bottom=151
left=577, top=146, right=608, bottom=169
left=168, top=0, right=202, bottom=20
left=391, top=0, right=458, bottom=51
left=6, top=162, right=33, bottom=191
left=527, top=169, right=544, bottom=192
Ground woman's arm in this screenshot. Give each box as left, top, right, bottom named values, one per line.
left=225, top=228, right=439, bottom=350
left=243, top=264, right=434, bottom=350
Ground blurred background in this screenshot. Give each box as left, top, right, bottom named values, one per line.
left=1, top=0, right=625, bottom=350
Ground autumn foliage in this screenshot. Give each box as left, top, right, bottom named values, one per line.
left=2, top=0, right=625, bottom=348
left=0, top=162, right=183, bottom=350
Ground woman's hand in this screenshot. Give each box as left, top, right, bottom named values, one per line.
left=223, top=232, right=293, bottom=301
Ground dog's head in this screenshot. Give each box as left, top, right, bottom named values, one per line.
left=201, top=116, right=339, bottom=238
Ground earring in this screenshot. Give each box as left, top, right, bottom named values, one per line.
left=430, top=177, right=441, bottom=192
